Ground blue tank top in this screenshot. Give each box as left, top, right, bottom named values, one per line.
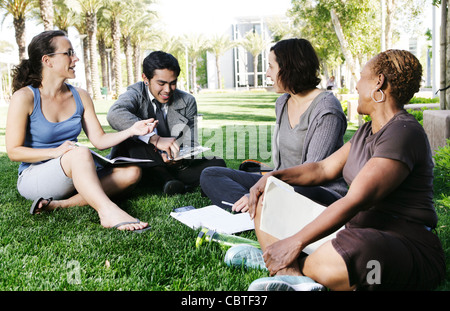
left=18, top=84, right=84, bottom=174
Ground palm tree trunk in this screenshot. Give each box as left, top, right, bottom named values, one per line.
left=83, top=36, right=93, bottom=97
left=39, top=0, right=54, bottom=31
left=111, top=18, right=122, bottom=98
left=133, top=43, right=141, bottom=83
left=13, top=15, right=26, bottom=61
left=124, top=35, right=133, bottom=87
left=215, top=56, right=222, bottom=89
left=86, top=12, right=101, bottom=100
left=98, top=38, right=108, bottom=89
left=253, top=55, right=258, bottom=88
left=191, top=58, right=197, bottom=94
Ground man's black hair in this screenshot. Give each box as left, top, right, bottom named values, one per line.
left=142, top=50, right=181, bottom=79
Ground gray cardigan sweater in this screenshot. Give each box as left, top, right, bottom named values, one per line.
left=272, top=91, right=348, bottom=196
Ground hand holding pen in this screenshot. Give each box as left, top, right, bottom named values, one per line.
left=222, top=194, right=250, bottom=214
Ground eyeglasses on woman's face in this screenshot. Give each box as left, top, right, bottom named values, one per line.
left=47, top=49, right=76, bottom=57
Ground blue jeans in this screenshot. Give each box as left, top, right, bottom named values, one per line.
left=200, top=166, right=342, bottom=210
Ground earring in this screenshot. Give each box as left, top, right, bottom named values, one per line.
left=371, top=89, right=385, bottom=103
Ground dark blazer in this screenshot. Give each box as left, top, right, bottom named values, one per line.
left=107, top=82, right=198, bottom=147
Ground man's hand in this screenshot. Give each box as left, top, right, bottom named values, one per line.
left=153, top=136, right=180, bottom=161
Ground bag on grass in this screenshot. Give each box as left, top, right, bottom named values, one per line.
left=238, top=159, right=272, bottom=175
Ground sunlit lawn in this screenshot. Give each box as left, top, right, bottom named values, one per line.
left=0, top=90, right=447, bottom=293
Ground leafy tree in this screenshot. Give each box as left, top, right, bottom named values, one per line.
left=290, top=0, right=380, bottom=90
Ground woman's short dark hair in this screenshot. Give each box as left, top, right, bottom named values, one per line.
left=11, top=30, right=67, bottom=93
left=371, top=49, right=422, bottom=107
left=270, top=38, right=321, bottom=94
left=142, top=51, right=181, bottom=80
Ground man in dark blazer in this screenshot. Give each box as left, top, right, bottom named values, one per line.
left=107, top=51, right=226, bottom=195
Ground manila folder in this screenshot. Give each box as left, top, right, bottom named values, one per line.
left=260, top=176, right=343, bottom=255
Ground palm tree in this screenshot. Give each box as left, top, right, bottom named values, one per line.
left=183, top=33, right=208, bottom=94
left=96, top=11, right=112, bottom=92
left=121, top=9, right=135, bottom=88
left=38, top=0, right=53, bottom=30
left=130, top=17, right=157, bottom=83
left=102, top=0, right=129, bottom=99
left=67, top=8, right=93, bottom=97
left=0, top=0, right=32, bottom=61
left=240, top=31, right=271, bottom=88
left=53, top=0, right=76, bottom=33
left=76, top=0, right=102, bottom=100
left=127, top=0, right=157, bottom=83
left=207, top=34, right=236, bottom=89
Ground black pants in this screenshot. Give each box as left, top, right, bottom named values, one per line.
left=110, top=138, right=227, bottom=187
left=200, top=166, right=342, bottom=210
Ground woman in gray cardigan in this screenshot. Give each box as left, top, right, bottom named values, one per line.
left=200, top=38, right=347, bottom=211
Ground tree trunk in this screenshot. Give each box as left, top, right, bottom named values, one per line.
left=133, top=43, right=141, bottom=83
left=86, top=12, right=101, bottom=100
left=215, top=55, right=222, bottom=89
left=191, top=58, right=197, bottom=94
left=445, top=0, right=450, bottom=110
left=83, top=36, right=93, bottom=98
left=384, top=0, right=396, bottom=50
left=98, top=39, right=108, bottom=89
left=253, top=54, right=259, bottom=88
left=330, top=9, right=359, bottom=91
left=441, top=0, right=448, bottom=109
left=111, top=18, right=122, bottom=99
left=13, top=16, right=26, bottom=61
left=124, top=35, right=133, bottom=87
left=39, top=0, right=54, bottom=31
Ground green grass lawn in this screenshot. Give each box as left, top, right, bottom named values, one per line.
left=0, top=91, right=448, bottom=292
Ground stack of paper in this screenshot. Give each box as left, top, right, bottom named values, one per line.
left=170, top=205, right=254, bottom=234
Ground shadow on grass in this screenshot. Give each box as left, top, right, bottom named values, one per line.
left=200, top=112, right=275, bottom=123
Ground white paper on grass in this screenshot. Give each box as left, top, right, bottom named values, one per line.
left=260, top=176, right=343, bottom=255
left=170, top=205, right=254, bottom=234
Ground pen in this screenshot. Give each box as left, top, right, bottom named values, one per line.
left=221, top=201, right=236, bottom=214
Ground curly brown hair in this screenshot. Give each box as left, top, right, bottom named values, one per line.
left=370, top=49, right=422, bottom=107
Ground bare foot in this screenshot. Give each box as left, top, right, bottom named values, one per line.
left=98, top=205, right=149, bottom=232
left=32, top=198, right=58, bottom=214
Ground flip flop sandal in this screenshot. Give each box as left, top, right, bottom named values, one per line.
left=30, top=197, right=53, bottom=215
left=112, top=218, right=151, bottom=233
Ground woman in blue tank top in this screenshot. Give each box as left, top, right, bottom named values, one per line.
left=6, top=30, right=157, bottom=232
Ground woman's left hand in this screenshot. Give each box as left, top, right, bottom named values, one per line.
left=263, top=236, right=302, bottom=276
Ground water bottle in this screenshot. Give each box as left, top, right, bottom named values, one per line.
left=195, top=227, right=260, bottom=249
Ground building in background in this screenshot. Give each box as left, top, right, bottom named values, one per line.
left=207, top=15, right=277, bottom=91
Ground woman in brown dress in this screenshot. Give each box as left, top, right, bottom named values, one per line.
left=244, top=49, right=445, bottom=291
